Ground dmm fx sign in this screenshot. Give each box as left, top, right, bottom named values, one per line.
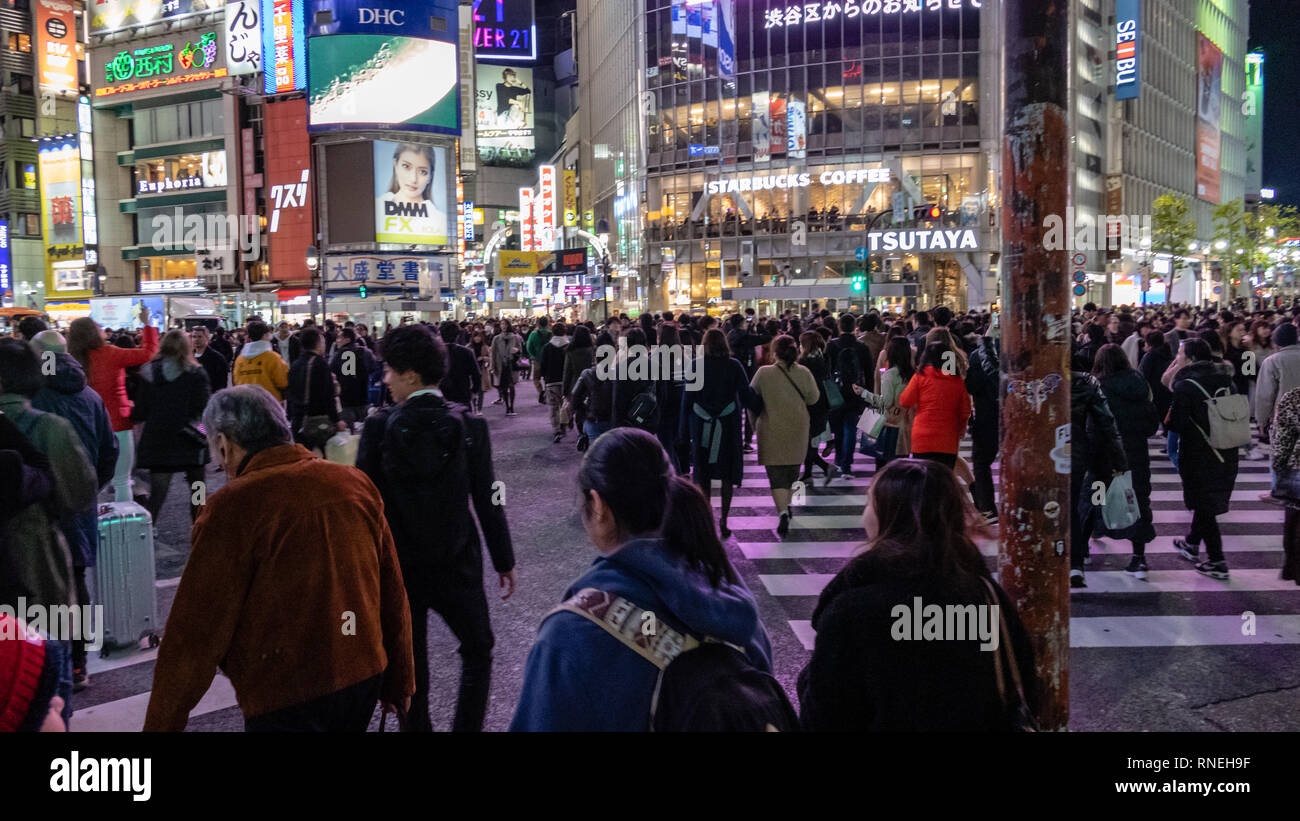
left=866, top=228, right=979, bottom=252
left=706, top=167, right=890, bottom=195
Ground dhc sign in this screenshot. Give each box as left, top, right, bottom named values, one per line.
left=1115, top=0, right=1140, bottom=100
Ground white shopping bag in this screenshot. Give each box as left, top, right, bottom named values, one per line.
left=325, top=432, right=359, bottom=466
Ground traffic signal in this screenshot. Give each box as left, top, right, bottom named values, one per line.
left=851, top=273, right=866, bottom=293
left=359, top=282, right=368, bottom=299
left=913, top=204, right=942, bottom=221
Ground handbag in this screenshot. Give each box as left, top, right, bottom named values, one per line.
left=822, top=378, right=844, bottom=410
left=857, top=405, right=885, bottom=440
left=980, top=578, right=1039, bottom=732
left=1101, top=471, right=1141, bottom=531
left=559, top=398, right=573, bottom=425
left=296, top=357, right=334, bottom=449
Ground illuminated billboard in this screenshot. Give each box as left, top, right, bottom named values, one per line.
left=94, top=30, right=227, bottom=99
left=36, top=0, right=78, bottom=95
left=1196, top=32, right=1223, bottom=203
left=308, top=34, right=458, bottom=134
left=373, top=140, right=452, bottom=246
left=88, top=0, right=224, bottom=35
left=475, top=63, right=534, bottom=166
left=263, top=0, right=307, bottom=94
left=472, top=0, right=536, bottom=61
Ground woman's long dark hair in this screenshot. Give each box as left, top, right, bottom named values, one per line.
left=1091, top=343, right=1132, bottom=380
left=661, top=475, right=739, bottom=588
left=857, top=458, right=989, bottom=581
left=578, top=428, right=671, bottom=540
left=885, top=336, right=914, bottom=381
left=570, top=325, right=593, bottom=350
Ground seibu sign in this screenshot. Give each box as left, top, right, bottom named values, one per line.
left=707, top=167, right=889, bottom=195
left=866, top=228, right=979, bottom=252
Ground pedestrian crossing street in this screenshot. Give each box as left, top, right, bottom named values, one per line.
left=717, top=437, right=1300, bottom=654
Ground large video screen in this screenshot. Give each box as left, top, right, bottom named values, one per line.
left=475, top=63, right=534, bottom=167
left=308, top=34, right=459, bottom=134
left=373, top=140, right=451, bottom=246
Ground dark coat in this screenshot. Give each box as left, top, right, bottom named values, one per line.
left=571, top=367, right=614, bottom=425
left=1167, top=361, right=1240, bottom=516
left=798, top=351, right=831, bottom=440
left=1071, top=371, right=1128, bottom=484
left=797, top=551, right=1037, bottom=732
left=356, top=393, right=514, bottom=590
left=562, top=345, right=596, bottom=399
left=287, top=352, right=340, bottom=429
left=133, top=360, right=211, bottom=470
left=196, top=346, right=228, bottom=393
left=726, top=325, right=770, bottom=374
left=439, top=342, right=481, bottom=406
left=683, top=356, right=759, bottom=487
left=827, top=332, right=873, bottom=415
left=1139, top=345, right=1175, bottom=426
left=965, top=337, right=1000, bottom=464
left=329, top=342, right=379, bottom=408
left=32, top=353, right=117, bottom=489
left=1097, top=368, right=1159, bottom=543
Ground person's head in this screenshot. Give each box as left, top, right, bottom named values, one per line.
left=439, top=320, right=460, bottom=345
left=623, top=327, right=647, bottom=349
left=0, top=615, right=67, bottom=732
left=1173, top=308, right=1191, bottom=329
left=551, top=321, right=567, bottom=338
left=338, top=327, right=357, bottom=346
left=381, top=324, right=447, bottom=403
left=324, top=319, right=337, bottom=332
left=539, top=315, right=551, bottom=329
left=885, top=336, right=915, bottom=380
left=1107, top=314, right=1120, bottom=335
left=658, top=322, right=680, bottom=347
left=1182, top=338, right=1213, bottom=363
left=799, top=330, right=825, bottom=356
left=1251, top=319, right=1275, bottom=346
left=16, top=315, right=47, bottom=341
left=1220, top=319, right=1246, bottom=350
left=502, top=67, right=517, bottom=84
left=728, top=313, right=745, bottom=329
left=932, top=306, right=952, bottom=327
left=1274, top=322, right=1299, bottom=349
left=246, top=320, right=270, bottom=342
left=201, top=385, right=294, bottom=474
left=1144, top=330, right=1167, bottom=353
left=859, top=459, right=987, bottom=580
left=1198, top=328, right=1224, bottom=358
left=915, top=310, right=931, bottom=327
left=190, top=325, right=211, bottom=352
left=299, top=327, right=323, bottom=355
left=569, top=325, right=593, bottom=350
left=839, top=313, right=856, bottom=334
left=1086, top=323, right=1107, bottom=346
left=661, top=475, right=739, bottom=588
left=577, top=428, right=671, bottom=554
left=158, top=329, right=196, bottom=368
left=0, top=338, right=42, bottom=398
left=1091, top=343, right=1132, bottom=380
left=500, top=320, right=513, bottom=335
left=770, top=334, right=798, bottom=366
left=702, top=328, right=730, bottom=358
left=860, top=314, right=879, bottom=333
left=388, top=142, right=436, bottom=203
left=65, top=317, right=105, bottom=371
left=30, top=330, right=67, bottom=355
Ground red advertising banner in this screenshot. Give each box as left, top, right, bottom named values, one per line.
left=1196, top=32, right=1223, bottom=204
left=264, top=98, right=313, bottom=282
left=36, top=0, right=78, bottom=94
left=519, top=187, right=535, bottom=251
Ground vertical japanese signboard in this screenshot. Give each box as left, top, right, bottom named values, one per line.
left=227, top=0, right=264, bottom=76
left=519, top=187, right=535, bottom=252
left=36, top=0, right=79, bottom=95
left=538, top=164, right=557, bottom=248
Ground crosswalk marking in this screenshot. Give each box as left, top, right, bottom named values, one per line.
left=717, top=490, right=1278, bottom=506
left=70, top=675, right=238, bottom=733
left=758, top=569, right=1295, bottom=598
left=735, top=535, right=1282, bottom=561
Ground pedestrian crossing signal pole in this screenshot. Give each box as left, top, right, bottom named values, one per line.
left=999, top=0, right=1072, bottom=731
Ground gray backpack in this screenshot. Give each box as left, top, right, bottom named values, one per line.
left=1185, top=378, right=1251, bottom=457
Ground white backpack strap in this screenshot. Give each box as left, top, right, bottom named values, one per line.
left=547, top=587, right=699, bottom=670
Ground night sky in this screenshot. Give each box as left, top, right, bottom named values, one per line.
left=1250, top=0, right=1299, bottom=207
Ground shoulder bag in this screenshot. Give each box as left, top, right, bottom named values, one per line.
left=297, top=356, right=334, bottom=450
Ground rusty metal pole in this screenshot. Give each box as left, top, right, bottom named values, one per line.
left=998, top=0, right=1072, bottom=730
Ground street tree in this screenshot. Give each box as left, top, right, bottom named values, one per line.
left=1152, top=194, right=1195, bottom=301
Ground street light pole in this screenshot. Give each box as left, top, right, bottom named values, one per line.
left=1000, top=0, right=1071, bottom=731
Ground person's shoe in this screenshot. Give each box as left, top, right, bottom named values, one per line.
left=506, top=411, right=519, bottom=418
left=719, top=523, right=731, bottom=539
left=553, top=432, right=563, bottom=443
left=743, top=443, right=755, bottom=453
left=823, top=464, right=841, bottom=486
left=1246, top=445, right=1268, bottom=461
left=492, top=398, right=503, bottom=405
left=1124, top=557, right=1149, bottom=580
left=840, top=469, right=856, bottom=480
left=799, top=469, right=814, bottom=483
left=576, top=434, right=590, bottom=452
left=776, top=511, right=790, bottom=537
left=1174, top=538, right=1199, bottom=563
left=1194, top=560, right=1230, bottom=580
left=1070, top=569, right=1086, bottom=588
left=72, top=668, right=89, bottom=693
left=538, top=394, right=546, bottom=404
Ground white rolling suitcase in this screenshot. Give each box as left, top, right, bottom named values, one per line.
left=96, top=501, right=160, bottom=657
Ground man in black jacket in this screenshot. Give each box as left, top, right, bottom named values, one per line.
left=1070, top=368, right=1129, bottom=588
left=726, top=313, right=770, bottom=450
left=357, top=324, right=516, bottom=732
left=191, top=325, right=229, bottom=392
left=826, top=314, right=872, bottom=478
left=438, top=320, right=482, bottom=409
left=330, top=328, right=378, bottom=428
left=965, top=332, right=1000, bottom=521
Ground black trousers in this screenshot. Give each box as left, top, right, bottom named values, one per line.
left=406, top=565, right=495, bottom=733
left=912, top=452, right=957, bottom=470
left=244, top=674, right=381, bottom=732
left=971, top=458, right=996, bottom=516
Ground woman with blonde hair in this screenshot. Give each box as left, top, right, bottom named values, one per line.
left=132, top=330, right=211, bottom=523
left=66, top=307, right=159, bottom=502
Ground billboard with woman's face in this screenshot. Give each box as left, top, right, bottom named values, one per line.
left=373, top=140, right=450, bottom=246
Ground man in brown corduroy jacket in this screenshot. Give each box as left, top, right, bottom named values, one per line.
left=144, top=385, right=414, bottom=732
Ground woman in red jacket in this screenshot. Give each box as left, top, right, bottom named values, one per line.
left=898, top=337, right=972, bottom=469
left=67, top=305, right=160, bottom=502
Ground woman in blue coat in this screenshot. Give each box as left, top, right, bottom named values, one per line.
left=511, top=428, right=772, bottom=732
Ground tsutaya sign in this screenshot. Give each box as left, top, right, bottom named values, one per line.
left=707, top=167, right=889, bottom=195
left=866, top=228, right=979, bottom=252
left=763, top=0, right=980, bottom=28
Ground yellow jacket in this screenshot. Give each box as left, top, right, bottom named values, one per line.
left=233, top=343, right=290, bottom=401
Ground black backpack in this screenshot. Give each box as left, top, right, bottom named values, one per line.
left=553, top=588, right=799, bottom=732
left=626, top=388, right=659, bottom=427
